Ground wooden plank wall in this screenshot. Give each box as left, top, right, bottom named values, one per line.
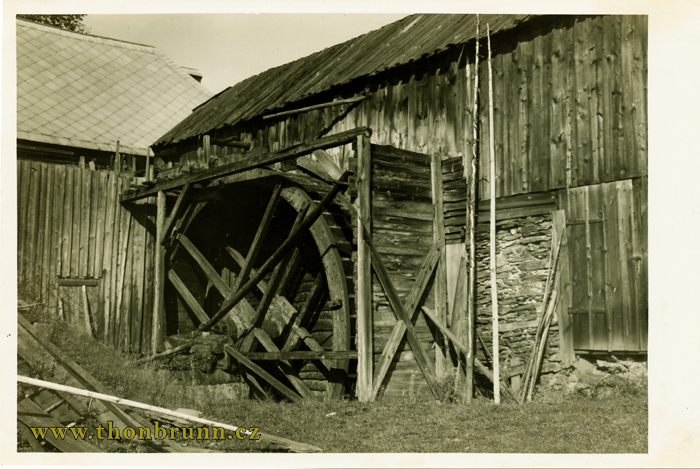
left=17, top=161, right=156, bottom=354
left=369, top=145, right=437, bottom=400
left=479, top=15, right=647, bottom=199
left=162, top=16, right=647, bottom=207
left=557, top=176, right=647, bottom=352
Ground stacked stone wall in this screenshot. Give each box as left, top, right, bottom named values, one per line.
left=474, top=214, right=562, bottom=388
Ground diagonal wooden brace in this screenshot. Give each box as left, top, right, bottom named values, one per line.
left=370, top=243, right=440, bottom=400
left=360, top=222, right=441, bottom=399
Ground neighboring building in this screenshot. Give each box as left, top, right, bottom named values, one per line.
left=17, top=18, right=212, bottom=169
left=16, top=19, right=212, bottom=356
left=128, top=14, right=649, bottom=401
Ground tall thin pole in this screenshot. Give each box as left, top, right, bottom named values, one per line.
left=487, top=23, right=500, bottom=404
left=466, top=14, right=480, bottom=405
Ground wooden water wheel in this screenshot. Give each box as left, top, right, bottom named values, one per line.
left=164, top=169, right=354, bottom=400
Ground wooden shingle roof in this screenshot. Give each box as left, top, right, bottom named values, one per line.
left=17, top=19, right=212, bottom=156
left=154, top=13, right=533, bottom=148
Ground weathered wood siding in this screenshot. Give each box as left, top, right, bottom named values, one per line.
left=17, top=161, right=157, bottom=354
left=479, top=15, right=647, bottom=199
left=165, top=15, right=646, bottom=205
left=367, top=146, right=437, bottom=399
left=557, top=177, right=648, bottom=352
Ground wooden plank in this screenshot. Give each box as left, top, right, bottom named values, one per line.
left=25, top=162, right=41, bottom=288
left=224, top=345, right=302, bottom=403
left=120, top=211, right=135, bottom=351
left=49, top=166, right=65, bottom=312
left=101, top=173, right=117, bottom=344
left=602, top=182, right=624, bottom=350
left=122, top=127, right=369, bottom=201
left=431, top=153, right=448, bottom=377
left=178, top=234, right=229, bottom=294
left=518, top=37, right=533, bottom=194
left=70, top=168, right=82, bottom=277
left=40, top=164, right=53, bottom=302
left=235, top=184, right=283, bottom=291
left=617, top=180, right=638, bottom=351
left=57, top=278, right=100, bottom=287
left=168, top=269, right=209, bottom=325
left=141, top=203, right=155, bottom=354
left=633, top=177, right=648, bottom=350
left=79, top=167, right=91, bottom=277
left=17, top=161, right=28, bottom=286
left=356, top=134, right=373, bottom=402
left=131, top=207, right=146, bottom=353
left=159, top=183, right=190, bottom=245
left=94, top=172, right=108, bottom=278
left=549, top=22, right=568, bottom=189
left=588, top=186, right=607, bottom=350
left=244, top=349, right=358, bottom=361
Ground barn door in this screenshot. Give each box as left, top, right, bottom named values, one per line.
left=561, top=178, right=647, bottom=353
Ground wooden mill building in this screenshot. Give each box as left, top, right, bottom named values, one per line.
left=26, top=14, right=648, bottom=403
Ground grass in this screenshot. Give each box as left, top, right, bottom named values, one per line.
left=19, top=306, right=648, bottom=454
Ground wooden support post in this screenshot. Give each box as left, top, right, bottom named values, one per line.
left=145, top=147, right=151, bottom=182
left=235, top=184, right=283, bottom=291
left=431, top=153, right=448, bottom=379
left=466, top=14, right=480, bottom=404
left=152, top=191, right=166, bottom=353
left=487, top=23, right=500, bottom=404
left=160, top=183, right=191, bottom=245
left=355, top=133, right=373, bottom=402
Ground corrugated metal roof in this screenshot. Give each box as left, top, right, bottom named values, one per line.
left=154, top=14, right=533, bottom=148
left=17, top=19, right=213, bottom=156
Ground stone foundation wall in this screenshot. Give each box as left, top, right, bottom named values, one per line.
left=474, top=214, right=561, bottom=390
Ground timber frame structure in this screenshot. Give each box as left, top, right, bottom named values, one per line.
left=20, top=14, right=647, bottom=404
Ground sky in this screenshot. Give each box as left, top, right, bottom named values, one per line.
left=83, top=14, right=407, bottom=95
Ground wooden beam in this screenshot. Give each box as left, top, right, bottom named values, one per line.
left=167, top=201, right=208, bottom=264
left=355, top=133, right=373, bottom=402
left=224, top=345, right=303, bottom=403
left=200, top=174, right=349, bottom=332
left=160, top=183, right=191, bottom=245
left=209, top=137, right=252, bottom=149
left=18, top=375, right=320, bottom=453
left=168, top=269, right=210, bottom=325
left=242, top=350, right=358, bottom=360
left=121, top=127, right=370, bottom=202
left=57, top=278, right=99, bottom=287
left=262, top=96, right=365, bottom=120
left=421, top=307, right=517, bottom=401
left=311, top=150, right=343, bottom=180
left=370, top=243, right=440, bottom=400
left=178, top=234, right=230, bottom=295
left=362, top=223, right=440, bottom=399
left=281, top=270, right=325, bottom=351
left=235, top=184, right=283, bottom=291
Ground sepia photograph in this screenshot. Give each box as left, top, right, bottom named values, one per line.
left=3, top=0, right=699, bottom=467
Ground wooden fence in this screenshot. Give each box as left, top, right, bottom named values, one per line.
left=17, top=160, right=156, bottom=354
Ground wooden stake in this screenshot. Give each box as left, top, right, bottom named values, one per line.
left=527, top=290, right=558, bottom=402
left=356, top=132, right=373, bottom=402
left=145, top=147, right=151, bottom=182
left=17, top=375, right=321, bottom=453
left=466, top=14, right=480, bottom=404
left=82, top=285, right=92, bottom=338
left=487, top=23, right=500, bottom=404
